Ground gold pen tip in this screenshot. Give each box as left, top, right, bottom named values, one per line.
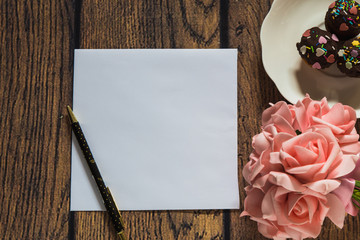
left=117, top=231, right=127, bottom=240
left=66, top=105, right=78, bottom=123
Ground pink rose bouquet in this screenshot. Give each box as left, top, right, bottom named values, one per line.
left=241, top=94, right=360, bottom=240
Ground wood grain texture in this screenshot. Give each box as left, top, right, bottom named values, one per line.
left=227, top=0, right=281, bottom=239
left=0, top=0, right=74, bottom=239
left=79, top=0, right=220, bottom=49
left=74, top=0, right=224, bottom=239
left=74, top=210, right=223, bottom=240
left=2, top=0, right=360, bottom=239
left=228, top=0, right=360, bottom=239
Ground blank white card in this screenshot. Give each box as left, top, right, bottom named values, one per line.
left=71, top=49, right=239, bottom=211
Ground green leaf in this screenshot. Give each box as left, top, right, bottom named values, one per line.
left=352, top=200, right=360, bottom=210
left=353, top=194, right=360, bottom=202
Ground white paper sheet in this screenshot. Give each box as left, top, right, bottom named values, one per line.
left=71, top=49, right=239, bottom=211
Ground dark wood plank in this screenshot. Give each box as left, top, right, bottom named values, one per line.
left=74, top=210, right=223, bottom=240
left=227, top=0, right=281, bottom=239
left=79, top=0, right=219, bottom=49
left=75, top=0, right=223, bottom=239
left=228, top=0, right=360, bottom=239
left=0, top=0, right=74, bottom=239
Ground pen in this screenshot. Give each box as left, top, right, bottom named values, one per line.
left=67, top=106, right=126, bottom=240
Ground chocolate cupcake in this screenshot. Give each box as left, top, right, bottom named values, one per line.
left=296, top=27, right=339, bottom=70
left=325, top=0, right=360, bottom=40
left=337, top=37, right=360, bottom=77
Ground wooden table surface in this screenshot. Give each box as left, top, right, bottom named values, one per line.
left=1, top=0, right=360, bottom=239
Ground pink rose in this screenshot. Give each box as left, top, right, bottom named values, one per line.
left=243, top=125, right=289, bottom=185
left=292, top=94, right=330, bottom=131
left=241, top=186, right=293, bottom=239
left=243, top=102, right=298, bottom=185
left=242, top=95, right=360, bottom=239
left=241, top=172, right=346, bottom=240
left=262, top=101, right=296, bottom=135
left=293, top=94, right=360, bottom=155
left=270, top=127, right=358, bottom=184
left=260, top=186, right=344, bottom=239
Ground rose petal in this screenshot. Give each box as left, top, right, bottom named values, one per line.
left=273, top=133, right=294, bottom=152
left=332, top=178, right=358, bottom=216
left=268, top=172, right=306, bottom=192
left=252, top=132, right=271, bottom=155
left=327, top=154, right=358, bottom=179
left=262, top=187, right=277, bottom=221
left=317, top=142, right=341, bottom=176
left=293, top=100, right=309, bottom=132
left=289, top=221, right=322, bottom=238
left=294, top=145, right=318, bottom=165
left=312, top=126, right=338, bottom=143
left=257, top=221, right=279, bottom=239
left=243, top=158, right=262, bottom=183
left=312, top=117, right=345, bottom=134
left=326, top=193, right=345, bottom=228
left=282, top=226, right=304, bottom=240
left=303, top=196, right=318, bottom=223
left=241, top=187, right=264, bottom=218
left=285, top=163, right=323, bottom=180
left=304, top=179, right=341, bottom=195
left=269, top=152, right=282, bottom=164
left=273, top=189, right=293, bottom=226
left=340, top=142, right=360, bottom=155
left=306, top=100, right=328, bottom=119
left=252, top=174, right=273, bottom=192
left=345, top=157, right=360, bottom=179
left=321, top=103, right=346, bottom=125
left=254, top=218, right=290, bottom=240
left=282, top=132, right=327, bottom=156
left=345, top=199, right=359, bottom=216
left=280, top=151, right=300, bottom=168
left=287, top=194, right=308, bottom=224
left=271, top=114, right=296, bottom=135
left=262, top=101, right=293, bottom=127
left=338, top=134, right=360, bottom=143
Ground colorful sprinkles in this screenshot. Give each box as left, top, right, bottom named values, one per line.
left=330, top=0, right=360, bottom=30
left=297, top=0, right=360, bottom=77
left=298, top=28, right=338, bottom=69
left=338, top=37, right=360, bottom=69
left=330, top=0, right=358, bottom=15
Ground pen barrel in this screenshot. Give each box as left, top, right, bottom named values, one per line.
left=71, top=122, right=125, bottom=236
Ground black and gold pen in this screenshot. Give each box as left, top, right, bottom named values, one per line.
left=67, top=106, right=126, bottom=240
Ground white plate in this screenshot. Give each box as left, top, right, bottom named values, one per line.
left=261, top=0, right=360, bottom=117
